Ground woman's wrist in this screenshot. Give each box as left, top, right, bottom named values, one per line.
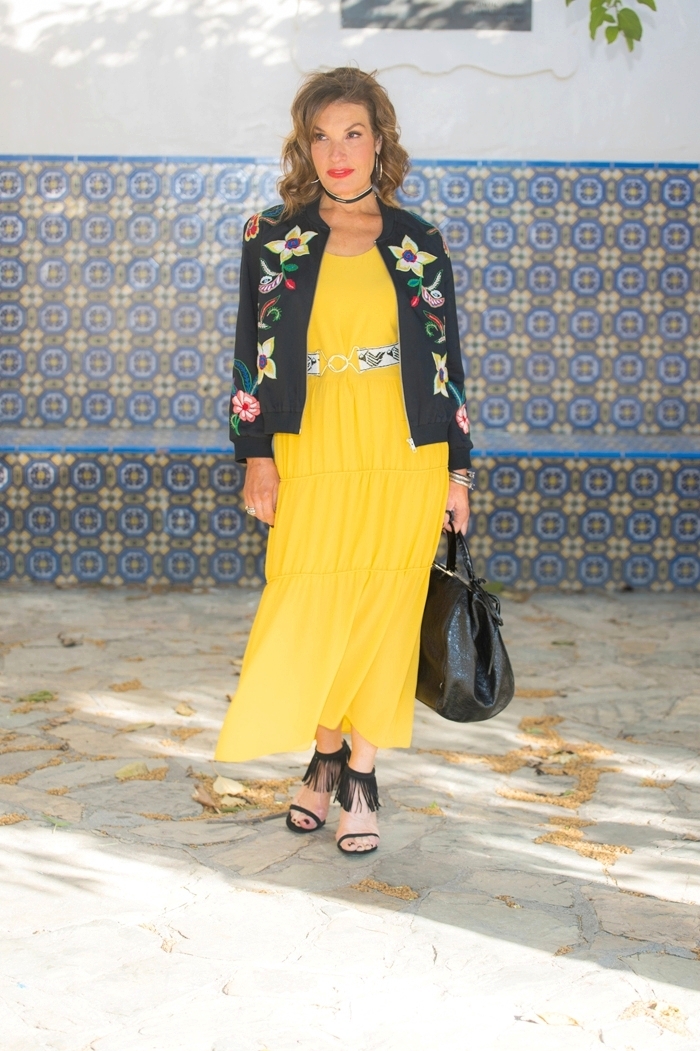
left=449, top=469, right=476, bottom=491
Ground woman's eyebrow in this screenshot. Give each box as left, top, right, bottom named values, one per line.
left=312, top=121, right=367, bottom=135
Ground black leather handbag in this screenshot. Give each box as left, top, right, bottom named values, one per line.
left=417, top=527, right=515, bottom=722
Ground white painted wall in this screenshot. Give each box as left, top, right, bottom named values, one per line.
left=0, top=0, right=698, bottom=162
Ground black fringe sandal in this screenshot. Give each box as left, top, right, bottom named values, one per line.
left=286, top=739, right=351, bottom=834
left=334, top=765, right=381, bottom=855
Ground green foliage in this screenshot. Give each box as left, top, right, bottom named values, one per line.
left=566, top=0, right=656, bottom=51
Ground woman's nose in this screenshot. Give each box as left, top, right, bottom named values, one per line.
left=328, top=140, right=348, bottom=163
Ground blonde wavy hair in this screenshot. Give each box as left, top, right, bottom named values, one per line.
left=279, top=67, right=410, bottom=218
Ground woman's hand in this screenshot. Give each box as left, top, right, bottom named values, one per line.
left=243, top=458, right=279, bottom=526
left=443, top=472, right=470, bottom=535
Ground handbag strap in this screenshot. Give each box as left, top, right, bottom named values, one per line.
left=444, top=524, right=504, bottom=628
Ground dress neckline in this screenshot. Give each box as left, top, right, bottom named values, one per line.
left=323, top=245, right=377, bottom=260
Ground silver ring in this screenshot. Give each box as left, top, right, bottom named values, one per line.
left=245, top=506, right=256, bottom=516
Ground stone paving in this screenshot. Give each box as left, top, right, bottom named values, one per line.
left=0, top=583, right=699, bottom=1051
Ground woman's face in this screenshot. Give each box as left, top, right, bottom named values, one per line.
left=310, top=101, right=381, bottom=199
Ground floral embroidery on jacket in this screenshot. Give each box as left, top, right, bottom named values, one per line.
left=231, top=390, right=261, bottom=426
left=455, top=404, right=470, bottom=434
left=230, top=359, right=261, bottom=435
left=264, top=226, right=317, bottom=290
left=244, top=213, right=261, bottom=242
left=256, top=337, right=276, bottom=385
left=244, top=206, right=283, bottom=243
left=386, top=234, right=437, bottom=304
left=433, top=353, right=449, bottom=397
left=389, top=235, right=438, bottom=306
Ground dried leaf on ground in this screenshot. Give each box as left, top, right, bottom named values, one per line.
left=115, top=722, right=155, bottom=735
left=191, top=773, right=296, bottom=816
left=554, top=946, right=573, bottom=956
left=109, top=679, right=142, bottom=692
left=0, top=813, right=27, bottom=825
left=213, top=775, right=245, bottom=796
left=175, top=702, right=195, bottom=717
left=115, top=762, right=168, bottom=782
left=192, top=784, right=220, bottom=809
left=219, top=795, right=247, bottom=810
left=351, top=879, right=419, bottom=902
left=171, top=727, right=202, bottom=741
left=537, top=1011, right=579, bottom=1026
left=495, top=895, right=522, bottom=909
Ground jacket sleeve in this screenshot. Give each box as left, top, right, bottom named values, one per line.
left=443, top=253, right=473, bottom=471
left=229, top=229, right=274, bottom=463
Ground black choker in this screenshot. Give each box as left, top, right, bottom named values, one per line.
left=322, top=185, right=374, bottom=205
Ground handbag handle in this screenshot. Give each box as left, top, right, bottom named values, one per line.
left=444, top=524, right=504, bottom=627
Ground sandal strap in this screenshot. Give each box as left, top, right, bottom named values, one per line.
left=287, top=804, right=324, bottom=829
left=334, top=765, right=381, bottom=813
left=301, top=739, right=351, bottom=793
left=337, top=832, right=379, bottom=854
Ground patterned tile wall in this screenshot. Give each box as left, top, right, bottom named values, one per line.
left=0, top=452, right=697, bottom=591
left=0, top=453, right=268, bottom=587
left=0, top=158, right=698, bottom=437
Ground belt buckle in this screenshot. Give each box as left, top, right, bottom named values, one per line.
left=326, top=353, right=350, bottom=373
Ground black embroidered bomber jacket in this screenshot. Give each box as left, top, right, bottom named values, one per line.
left=229, top=196, right=473, bottom=470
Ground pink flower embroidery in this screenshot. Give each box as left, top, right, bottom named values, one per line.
left=231, top=390, right=261, bottom=423
left=456, top=404, right=470, bottom=434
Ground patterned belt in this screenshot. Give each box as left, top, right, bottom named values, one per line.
left=307, top=343, right=400, bottom=376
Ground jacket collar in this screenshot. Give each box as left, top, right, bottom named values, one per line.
left=302, top=193, right=397, bottom=243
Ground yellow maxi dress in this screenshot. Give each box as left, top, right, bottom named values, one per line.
left=215, top=247, right=448, bottom=762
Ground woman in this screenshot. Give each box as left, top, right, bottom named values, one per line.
left=215, top=67, right=473, bottom=854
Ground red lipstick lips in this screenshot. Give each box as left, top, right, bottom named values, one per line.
left=327, top=168, right=354, bottom=179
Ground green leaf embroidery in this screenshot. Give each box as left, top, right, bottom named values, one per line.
left=232, top=359, right=254, bottom=393
left=258, top=296, right=281, bottom=330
